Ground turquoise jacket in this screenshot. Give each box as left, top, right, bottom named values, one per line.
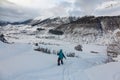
left=57, top=49, right=66, bottom=59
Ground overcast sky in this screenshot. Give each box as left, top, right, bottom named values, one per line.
left=0, top=0, right=120, bottom=22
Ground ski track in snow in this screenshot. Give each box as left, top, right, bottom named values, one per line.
left=63, top=56, right=106, bottom=80
left=63, top=58, right=91, bottom=80
left=113, top=72, right=120, bottom=80
left=63, top=59, right=73, bottom=80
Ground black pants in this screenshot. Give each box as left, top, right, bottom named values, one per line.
left=58, top=58, right=63, bottom=65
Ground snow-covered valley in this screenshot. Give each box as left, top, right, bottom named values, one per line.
left=0, top=16, right=120, bottom=80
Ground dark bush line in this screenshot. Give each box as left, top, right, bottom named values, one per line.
left=34, top=47, right=75, bottom=57
left=34, top=47, right=51, bottom=54
left=36, top=28, right=45, bottom=31
left=49, top=29, right=64, bottom=35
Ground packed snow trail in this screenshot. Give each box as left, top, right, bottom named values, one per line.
left=63, top=59, right=73, bottom=80
left=62, top=58, right=97, bottom=80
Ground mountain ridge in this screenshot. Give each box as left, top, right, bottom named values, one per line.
left=1, top=15, right=120, bottom=44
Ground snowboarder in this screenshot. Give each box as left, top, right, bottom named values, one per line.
left=57, top=49, right=66, bottom=66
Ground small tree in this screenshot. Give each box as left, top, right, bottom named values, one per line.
left=67, top=53, right=75, bottom=57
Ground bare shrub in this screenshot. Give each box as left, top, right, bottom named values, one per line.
left=66, top=53, right=75, bottom=57
left=75, top=45, right=82, bottom=51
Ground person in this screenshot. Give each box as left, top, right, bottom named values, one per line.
left=57, top=49, right=66, bottom=66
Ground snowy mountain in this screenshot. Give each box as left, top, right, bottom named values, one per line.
left=49, top=16, right=120, bottom=44
left=0, top=21, right=11, bottom=26
left=1, top=15, right=120, bottom=44
left=29, top=17, right=77, bottom=27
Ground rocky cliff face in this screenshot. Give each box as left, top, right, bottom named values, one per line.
left=56, top=16, right=120, bottom=33
left=100, top=16, right=120, bottom=32
left=51, top=16, right=120, bottom=44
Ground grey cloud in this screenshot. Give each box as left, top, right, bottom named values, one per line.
left=38, top=1, right=73, bottom=17
left=0, top=0, right=7, bottom=4
left=73, top=0, right=106, bottom=15
left=59, top=1, right=72, bottom=7
left=0, top=0, right=39, bottom=22
left=68, top=0, right=120, bottom=16
left=94, top=6, right=120, bottom=16
left=68, top=9, right=84, bottom=16
left=0, top=0, right=120, bottom=22
left=0, top=8, right=38, bottom=22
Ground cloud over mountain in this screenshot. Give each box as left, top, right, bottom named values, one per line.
left=0, top=0, right=120, bottom=22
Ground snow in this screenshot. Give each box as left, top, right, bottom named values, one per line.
left=0, top=42, right=57, bottom=80
left=85, top=62, right=120, bottom=80
left=0, top=41, right=109, bottom=80
left=0, top=24, right=119, bottom=80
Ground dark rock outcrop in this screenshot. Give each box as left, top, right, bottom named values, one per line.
left=0, top=34, right=8, bottom=43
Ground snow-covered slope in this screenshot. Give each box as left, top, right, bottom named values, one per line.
left=0, top=41, right=108, bottom=80
left=86, top=62, right=120, bottom=80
